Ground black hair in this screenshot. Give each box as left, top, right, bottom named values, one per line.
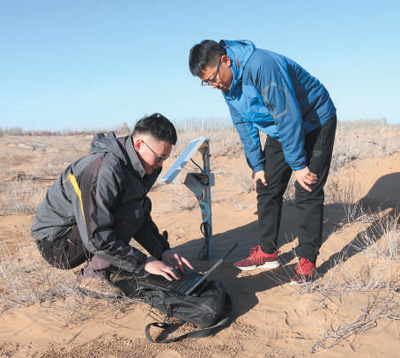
left=132, top=113, right=177, bottom=145
left=188, top=40, right=226, bottom=77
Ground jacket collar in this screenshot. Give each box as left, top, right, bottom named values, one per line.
left=220, top=40, right=256, bottom=99
left=124, top=136, right=146, bottom=178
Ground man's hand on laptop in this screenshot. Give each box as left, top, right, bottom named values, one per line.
left=144, top=251, right=193, bottom=281
left=161, top=249, right=193, bottom=273
left=144, top=257, right=179, bottom=281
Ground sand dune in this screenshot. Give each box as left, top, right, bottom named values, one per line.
left=0, top=134, right=399, bottom=357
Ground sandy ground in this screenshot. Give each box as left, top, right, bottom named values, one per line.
left=0, top=135, right=399, bottom=357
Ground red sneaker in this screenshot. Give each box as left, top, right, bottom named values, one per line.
left=234, top=245, right=280, bottom=271
left=291, top=258, right=318, bottom=285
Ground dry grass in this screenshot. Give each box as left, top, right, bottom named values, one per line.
left=286, top=209, right=400, bottom=353
left=1, top=119, right=397, bottom=214
left=0, top=241, right=151, bottom=329
left=331, top=118, right=400, bottom=171
left=312, top=294, right=400, bottom=352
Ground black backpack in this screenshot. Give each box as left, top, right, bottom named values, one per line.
left=141, top=279, right=232, bottom=343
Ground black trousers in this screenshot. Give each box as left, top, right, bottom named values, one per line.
left=36, top=200, right=146, bottom=270
left=256, top=115, right=337, bottom=263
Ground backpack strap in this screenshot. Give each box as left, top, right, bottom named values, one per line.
left=145, top=294, right=232, bottom=343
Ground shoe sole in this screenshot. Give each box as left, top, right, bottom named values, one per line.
left=234, top=260, right=280, bottom=271
left=290, top=280, right=309, bottom=286
left=290, top=274, right=318, bottom=286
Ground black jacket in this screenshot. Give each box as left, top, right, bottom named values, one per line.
left=31, top=132, right=170, bottom=272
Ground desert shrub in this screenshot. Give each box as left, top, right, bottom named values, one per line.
left=331, top=118, right=400, bottom=171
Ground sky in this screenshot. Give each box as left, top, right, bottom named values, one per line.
left=1, top=0, right=399, bottom=131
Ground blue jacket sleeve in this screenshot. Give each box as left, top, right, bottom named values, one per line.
left=225, top=97, right=265, bottom=172
left=250, top=54, right=307, bottom=170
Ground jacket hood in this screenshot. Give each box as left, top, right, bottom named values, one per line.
left=220, top=39, right=256, bottom=97
left=89, top=132, right=127, bottom=164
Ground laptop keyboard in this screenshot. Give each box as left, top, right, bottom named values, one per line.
left=143, top=270, right=202, bottom=294
left=169, top=270, right=202, bottom=292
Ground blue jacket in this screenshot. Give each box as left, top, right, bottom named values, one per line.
left=221, top=40, right=336, bottom=171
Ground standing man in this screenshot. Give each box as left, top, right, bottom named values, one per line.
left=189, top=40, right=336, bottom=284
left=31, top=113, right=192, bottom=296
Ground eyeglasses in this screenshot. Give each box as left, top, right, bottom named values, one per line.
left=201, top=58, right=221, bottom=86
left=143, top=141, right=169, bottom=163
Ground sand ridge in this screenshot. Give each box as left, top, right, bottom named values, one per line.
left=0, top=135, right=399, bottom=357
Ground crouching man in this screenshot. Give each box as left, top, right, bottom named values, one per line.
left=31, top=113, right=192, bottom=297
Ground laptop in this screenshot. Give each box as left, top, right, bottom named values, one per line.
left=137, top=243, right=238, bottom=296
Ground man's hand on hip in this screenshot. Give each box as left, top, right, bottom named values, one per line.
left=294, top=167, right=318, bottom=192
left=252, top=170, right=267, bottom=190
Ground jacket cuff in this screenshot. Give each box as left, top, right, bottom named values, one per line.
left=292, top=163, right=307, bottom=171
left=253, top=165, right=265, bottom=172
left=132, top=251, right=148, bottom=274
left=152, top=234, right=171, bottom=260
